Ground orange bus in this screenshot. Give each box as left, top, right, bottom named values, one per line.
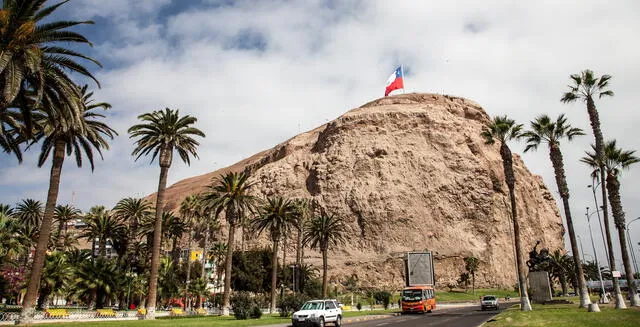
left=401, top=285, right=436, bottom=313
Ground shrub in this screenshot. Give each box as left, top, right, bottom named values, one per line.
left=231, top=292, right=253, bottom=320
left=250, top=306, right=262, bottom=319
left=356, top=302, right=362, bottom=311
left=373, top=291, right=391, bottom=309
left=278, top=294, right=310, bottom=317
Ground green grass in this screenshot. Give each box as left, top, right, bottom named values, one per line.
left=436, top=289, right=517, bottom=302
left=484, top=303, right=640, bottom=327
left=33, top=310, right=398, bottom=327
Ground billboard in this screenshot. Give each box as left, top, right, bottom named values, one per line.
left=404, top=252, right=435, bottom=286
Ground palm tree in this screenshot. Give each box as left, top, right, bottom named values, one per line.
left=522, top=114, right=590, bottom=307
left=0, top=0, right=101, bottom=161
left=210, top=241, right=227, bottom=291
left=180, top=195, right=201, bottom=309
left=201, top=172, right=257, bottom=316
left=38, top=252, right=73, bottom=309
left=549, top=250, right=570, bottom=296
left=164, top=214, right=186, bottom=265
left=14, top=199, right=43, bottom=230
left=583, top=140, right=640, bottom=306
left=81, top=206, right=127, bottom=258
left=157, top=257, right=180, bottom=307
left=464, top=256, right=479, bottom=295
left=53, top=205, right=81, bottom=251
left=0, top=206, right=24, bottom=267
left=303, top=213, right=348, bottom=298
left=480, top=115, right=532, bottom=311
left=197, top=203, right=219, bottom=285
left=113, top=198, right=152, bottom=268
left=292, top=198, right=311, bottom=267
left=561, top=69, right=624, bottom=308
left=73, top=257, right=120, bottom=309
left=251, top=196, right=297, bottom=313
left=20, top=85, right=116, bottom=319
left=128, top=108, right=204, bottom=318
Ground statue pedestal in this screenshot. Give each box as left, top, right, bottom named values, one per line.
left=528, top=271, right=552, bottom=304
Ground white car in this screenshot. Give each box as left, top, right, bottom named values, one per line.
left=292, top=299, right=342, bottom=327
left=481, top=295, right=499, bottom=310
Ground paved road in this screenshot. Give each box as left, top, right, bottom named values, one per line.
left=346, top=305, right=504, bottom=327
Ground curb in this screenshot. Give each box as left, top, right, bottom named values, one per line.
left=344, top=313, right=400, bottom=324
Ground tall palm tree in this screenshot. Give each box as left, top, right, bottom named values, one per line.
left=210, top=241, right=227, bottom=291
left=522, top=114, right=590, bottom=307
left=113, top=198, right=152, bottom=268
left=197, top=203, right=218, bottom=284
left=21, top=85, right=115, bottom=319
left=53, top=204, right=81, bottom=251
left=201, top=172, right=257, bottom=316
left=293, top=198, right=311, bottom=267
left=583, top=140, right=640, bottom=306
left=480, top=115, right=532, bottom=311
left=180, top=195, right=201, bottom=309
left=251, top=196, right=296, bottom=313
left=0, top=0, right=101, bottom=161
left=128, top=108, right=204, bottom=318
left=560, top=69, right=624, bottom=308
left=303, top=213, right=348, bottom=298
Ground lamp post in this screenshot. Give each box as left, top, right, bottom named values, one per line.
left=626, top=217, right=640, bottom=277
left=577, top=235, right=586, bottom=265
left=588, top=183, right=611, bottom=268
left=586, top=207, right=608, bottom=303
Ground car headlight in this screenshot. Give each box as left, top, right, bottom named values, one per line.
left=310, top=313, right=316, bottom=318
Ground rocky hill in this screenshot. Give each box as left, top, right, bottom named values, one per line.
left=150, top=93, right=564, bottom=289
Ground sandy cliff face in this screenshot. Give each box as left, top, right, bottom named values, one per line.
left=152, top=93, right=564, bottom=289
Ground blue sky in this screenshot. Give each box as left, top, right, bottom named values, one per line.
left=1, top=0, right=640, bottom=268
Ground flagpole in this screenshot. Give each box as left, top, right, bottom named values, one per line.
left=400, top=65, right=406, bottom=94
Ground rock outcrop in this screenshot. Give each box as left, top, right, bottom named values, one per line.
left=151, top=93, right=564, bottom=289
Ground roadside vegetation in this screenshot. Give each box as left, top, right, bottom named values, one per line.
left=485, top=304, right=640, bottom=327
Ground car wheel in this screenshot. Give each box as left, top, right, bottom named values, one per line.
left=318, top=317, right=325, bottom=327
left=335, top=315, right=342, bottom=327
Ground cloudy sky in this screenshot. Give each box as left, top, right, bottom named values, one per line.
left=1, top=0, right=639, bottom=269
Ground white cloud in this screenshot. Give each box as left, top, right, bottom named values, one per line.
left=2, top=0, right=640, bottom=267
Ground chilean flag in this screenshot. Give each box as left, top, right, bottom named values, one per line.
left=385, top=66, right=404, bottom=96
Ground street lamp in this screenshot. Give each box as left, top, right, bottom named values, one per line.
left=626, top=217, right=640, bottom=276
left=586, top=207, right=608, bottom=303
left=587, top=184, right=611, bottom=268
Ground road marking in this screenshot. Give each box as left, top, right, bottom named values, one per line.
left=376, top=323, right=389, bottom=326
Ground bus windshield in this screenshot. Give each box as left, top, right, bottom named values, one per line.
left=402, top=289, right=423, bottom=301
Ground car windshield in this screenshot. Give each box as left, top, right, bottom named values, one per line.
left=482, top=296, right=496, bottom=301
left=402, top=290, right=423, bottom=301
left=301, top=301, right=324, bottom=310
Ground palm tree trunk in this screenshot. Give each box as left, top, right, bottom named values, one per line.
left=500, top=143, right=532, bottom=311
left=586, top=96, right=625, bottom=308
left=146, top=161, right=171, bottom=319
left=171, top=237, right=179, bottom=265
left=282, top=238, right=287, bottom=269
left=560, top=275, right=568, bottom=297
left=270, top=238, right=280, bottom=314
left=20, top=140, right=66, bottom=323
left=126, top=217, right=139, bottom=266
left=100, top=240, right=106, bottom=258
left=55, top=220, right=65, bottom=251
left=222, top=220, right=236, bottom=316
left=549, top=145, right=590, bottom=307
left=606, top=175, right=640, bottom=306
left=322, top=245, right=328, bottom=298
left=472, top=272, right=475, bottom=295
